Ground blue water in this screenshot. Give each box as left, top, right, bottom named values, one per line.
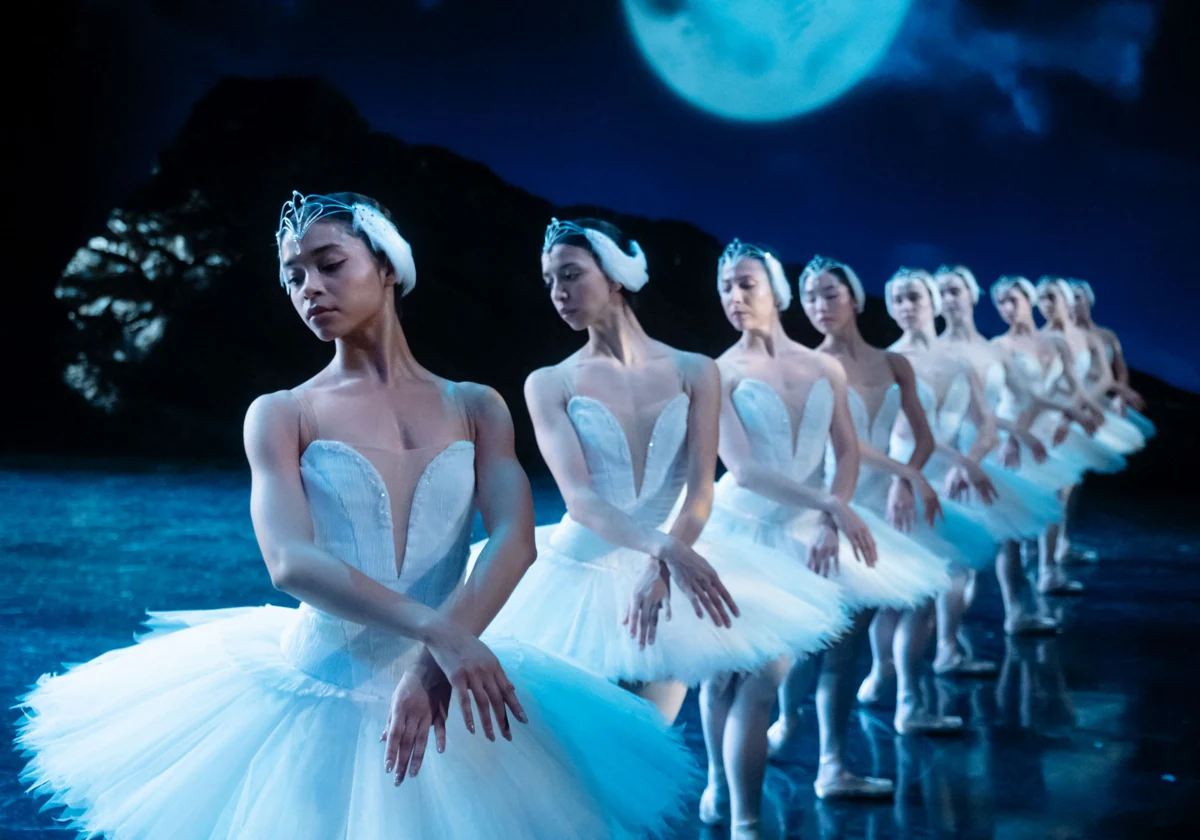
left=3, top=462, right=1198, bottom=837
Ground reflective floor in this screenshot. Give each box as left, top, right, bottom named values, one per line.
left=2, top=464, right=1197, bottom=838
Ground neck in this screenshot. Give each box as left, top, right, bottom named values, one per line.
left=1010, top=317, right=1036, bottom=337
left=585, top=300, right=651, bottom=363
left=818, top=319, right=867, bottom=357
left=943, top=312, right=981, bottom=341
left=1047, top=314, right=1068, bottom=331
left=738, top=316, right=789, bottom=357
left=898, top=323, right=937, bottom=349
left=1076, top=313, right=1094, bottom=329
left=334, top=306, right=423, bottom=382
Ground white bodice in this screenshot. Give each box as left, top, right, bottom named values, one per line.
left=566, top=393, right=691, bottom=528
left=280, top=440, right=477, bottom=697
left=714, top=379, right=834, bottom=523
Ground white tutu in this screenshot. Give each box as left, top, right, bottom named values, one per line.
left=478, top=516, right=851, bottom=685
left=1032, top=414, right=1127, bottom=477
left=1124, top=407, right=1157, bottom=440
left=17, top=606, right=698, bottom=840
left=706, top=476, right=953, bottom=610
left=1092, top=409, right=1147, bottom=455
left=915, top=449, right=1062, bottom=544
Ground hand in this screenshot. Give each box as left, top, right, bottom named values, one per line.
left=425, top=620, right=527, bottom=742
left=1026, top=435, right=1049, bottom=464
left=652, top=536, right=739, bottom=628
left=1127, top=390, right=1146, bottom=412
left=623, top=558, right=671, bottom=649
left=913, top=474, right=944, bottom=527
left=886, top=476, right=916, bottom=532
left=943, top=466, right=972, bottom=503
left=828, top=500, right=877, bottom=568
left=382, top=667, right=448, bottom=786
left=965, top=461, right=998, bottom=505
left=807, top=514, right=840, bottom=577
left=1001, top=436, right=1022, bottom=469
left=1052, top=420, right=1072, bottom=446
left=1069, top=406, right=1099, bottom=435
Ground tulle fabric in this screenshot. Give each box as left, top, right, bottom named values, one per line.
left=1123, top=407, right=1157, bottom=440
left=705, top=475, right=952, bottom=609
left=477, top=517, right=851, bottom=686
left=17, top=606, right=699, bottom=840
left=1031, top=413, right=1127, bottom=476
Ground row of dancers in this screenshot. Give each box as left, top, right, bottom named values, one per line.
left=15, top=191, right=1151, bottom=840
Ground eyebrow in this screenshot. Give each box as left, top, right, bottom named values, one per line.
left=282, top=243, right=341, bottom=268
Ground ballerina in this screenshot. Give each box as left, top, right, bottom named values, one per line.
left=1069, top=279, right=1155, bottom=441
left=482, top=219, right=846, bottom=727
left=691, top=240, right=875, bottom=824
left=885, top=267, right=1063, bottom=674
left=792, top=256, right=983, bottom=740
left=15, top=192, right=698, bottom=840
left=1034, top=275, right=1145, bottom=581
left=935, top=266, right=1076, bottom=635
left=990, top=275, right=1123, bottom=596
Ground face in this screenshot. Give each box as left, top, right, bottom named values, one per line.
left=718, top=257, right=778, bottom=333
left=1036, top=286, right=1062, bottom=321
left=996, top=288, right=1031, bottom=325
left=801, top=270, right=858, bottom=335
left=279, top=221, right=394, bottom=341
left=938, top=273, right=973, bottom=320
left=1072, top=292, right=1091, bottom=322
left=889, top=278, right=935, bottom=332
left=542, top=243, right=622, bottom=330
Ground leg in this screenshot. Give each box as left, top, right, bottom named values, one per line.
left=1055, top=484, right=1079, bottom=562
left=1039, top=519, right=1085, bottom=595
left=933, top=569, right=996, bottom=676
left=997, top=540, right=1058, bottom=635
left=813, top=608, right=894, bottom=800
left=724, top=659, right=790, bottom=837
left=856, top=607, right=899, bottom=705
left=698, top=673, right=736, bottom=824
left=767, top=652, right=819, bottom=759
left=894, top=600, right=963, bottom=735
left=632, top=680, right=689, bottom=724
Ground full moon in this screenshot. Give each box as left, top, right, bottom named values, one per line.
left=622, top=0, right=913, bottom=121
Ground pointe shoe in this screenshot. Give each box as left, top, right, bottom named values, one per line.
left=1039, top=578, right=1086, bottom=595
left=813, top=770, right=895, bottom=801
left=856, top=668, right=894, bottom=706
left=698, top=781, right=729, bottom=825
left=766, top=717, right=797, bottom=761
left=894, top=708, right=965, bottom=736
left=1004, top=615, right=1059, bottom=636
left=732, top=819, right=761, bottom=840
left=933, top=650, right=998, bottom=677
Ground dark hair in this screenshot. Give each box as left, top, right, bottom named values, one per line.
left=322, top=191, right=395, bottom=271
left=552, top=217, right=641, bottom=309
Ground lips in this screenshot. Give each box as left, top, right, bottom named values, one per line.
left=307, top=305, right=334, bottom=319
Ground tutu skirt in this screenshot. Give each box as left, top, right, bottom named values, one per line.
left=704, top=476, right=953, bottom=610
left=479, top=516, right=851, bottom=685
left=17, top=606, right=698, bottom=840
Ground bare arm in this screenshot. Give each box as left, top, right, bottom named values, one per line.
left=1082, top=332, right=1115, bottom=402
left=717, top=368, right=839, bottom=516
left=436, top=385, right=536, bottom=637
left=962, top=365, right=1000, bottom=462
left=824, top=357, right=861, bottom=503
left=667, top=354, right=722, bottom=547
left=245, top=392, right=450, bottom=643
left=889, top=353, right=935, bottom=471
left=524, top=368, right=672, bottom=557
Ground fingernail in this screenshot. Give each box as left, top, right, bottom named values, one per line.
left=394, top=775, right=402, bottom=787
left=517, top=711, right=528, bottom=723
left=385, top=761, right=394, bottom=773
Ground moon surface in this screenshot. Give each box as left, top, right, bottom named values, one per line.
left=622, top=0, right=912, bottom=121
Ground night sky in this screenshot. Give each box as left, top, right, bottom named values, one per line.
left=26, top=0, right=1200, bottom=390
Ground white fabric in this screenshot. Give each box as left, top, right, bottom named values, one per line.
left=479, top=392, right=849, bottom=684
left=18, top=440, right=698, bottom=839
left=707, top=378, right=952, bottom=609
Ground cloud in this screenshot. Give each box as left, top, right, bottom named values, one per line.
left=872, top=0, right=1162, bottom=134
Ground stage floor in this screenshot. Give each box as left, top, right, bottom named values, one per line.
left=2, top=464, right=1196, bottom=838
